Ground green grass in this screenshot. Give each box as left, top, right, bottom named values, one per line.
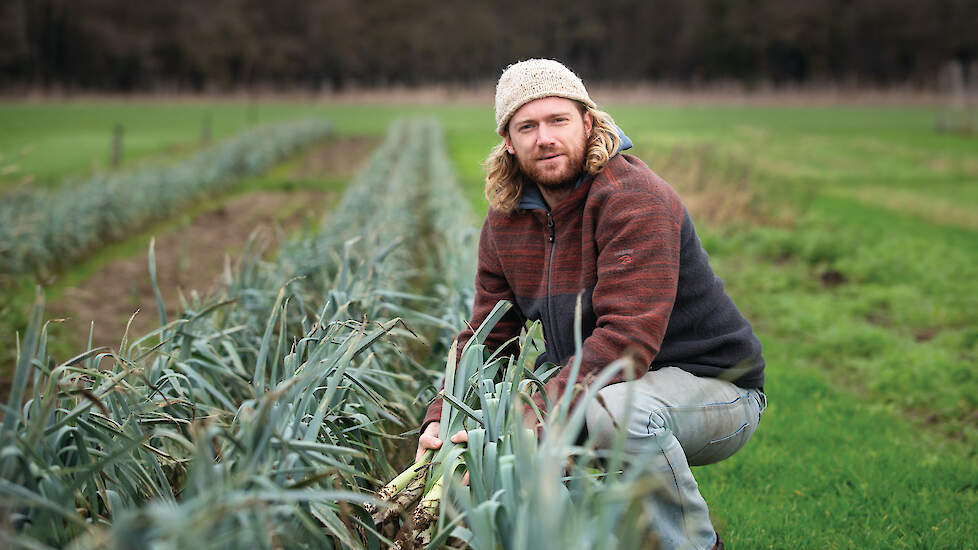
left=699, top=336, right=978, bottom=548
left=0, top=103, right=248, bottom=188
left=613, top=105, right=978, bottom=215
left=0, top=102, right=486, bottom=190
left=2, top=100, right=976, bottom=547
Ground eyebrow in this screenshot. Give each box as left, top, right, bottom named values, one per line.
left=512, top=112, right=575, bottom=127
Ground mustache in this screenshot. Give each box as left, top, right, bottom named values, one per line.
left=535, top=149, right=565, bottom=160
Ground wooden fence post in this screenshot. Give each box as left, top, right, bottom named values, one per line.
left=247, top=101, right=259, bottom=125
left=968, top=60, right=978, bottom=134
left=936, top=60, right=970, bottom=134
left=201, top=113, right=212, bottom=145
left=111, top=123, right=124, bottom=167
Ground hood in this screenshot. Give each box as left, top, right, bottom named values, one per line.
left=518, top=125, right=632, bottom=211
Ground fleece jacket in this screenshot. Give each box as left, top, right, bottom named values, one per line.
left=422, top=151, right=765, bottom=432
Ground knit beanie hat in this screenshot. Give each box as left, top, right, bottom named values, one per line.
left=494, top=59, right=596, bottom=136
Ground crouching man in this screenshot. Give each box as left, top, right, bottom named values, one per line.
left=417, top=59, right=767, bottom=550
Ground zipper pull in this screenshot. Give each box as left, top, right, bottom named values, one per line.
left=546, top=212, right=555, bottom=243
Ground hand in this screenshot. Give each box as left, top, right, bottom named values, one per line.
left=415, top=422, right=470, bottom=485
left=415, top=422, right=468, bottom=462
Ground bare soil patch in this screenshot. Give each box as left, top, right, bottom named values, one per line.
left=293, top=135, right=378, bottom=180
left=45, top=135, right=378, bottom=354
left=47, top=190, right=332, bottom=351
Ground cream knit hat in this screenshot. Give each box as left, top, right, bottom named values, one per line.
left=494, top=59, right=596, bottom=136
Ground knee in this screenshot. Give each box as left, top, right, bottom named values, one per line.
left=585, top=388, right=671, bottom=449
left=585, top=389, right=626, bottom=449
left=585, top=400, right=614, bottom=449
left=643, top=408, right=669, bottom=436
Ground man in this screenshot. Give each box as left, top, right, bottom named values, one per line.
left=416, top=59, right=766, bottom=550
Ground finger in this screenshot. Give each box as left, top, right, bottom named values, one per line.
left=462, top=471, right=470, bottom=486
left=449, top=430, right=468, bottom=444
left=416, top=435, right=442, bottom=461
left=420, top=435, right=442, bottom=450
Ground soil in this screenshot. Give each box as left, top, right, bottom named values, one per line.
left=292, top=135, right=378, bottom=180
left=47, top=190, right=329, bottom=351
left=45, top=136, right=377, bottom=353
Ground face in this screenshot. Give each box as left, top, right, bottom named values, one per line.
left=504, top=96, right=593, bottom=189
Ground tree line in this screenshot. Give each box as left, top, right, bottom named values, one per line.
left=1, top=0, right=975, bottom=92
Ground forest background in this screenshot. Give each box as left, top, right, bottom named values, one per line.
left=2, top=0, right=976, bottom=93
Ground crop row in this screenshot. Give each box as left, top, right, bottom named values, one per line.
left=0, top=118, right=332, bottom=277
left=1, top=118, right=664, bottom=549
left=0, top=117, right=473, bottom=548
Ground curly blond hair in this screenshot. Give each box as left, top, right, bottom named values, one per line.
left=484, top=105, right=621, bottom=213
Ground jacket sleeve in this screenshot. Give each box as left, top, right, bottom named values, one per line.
left=532, top=180, right=684, bottom=416
left=421, top=215, right=524, bottom=433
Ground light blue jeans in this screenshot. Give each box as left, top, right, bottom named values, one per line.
left=585, top=367, right=766, bottom=550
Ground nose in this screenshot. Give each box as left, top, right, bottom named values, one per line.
left=536, top=124, right=557, bottom=148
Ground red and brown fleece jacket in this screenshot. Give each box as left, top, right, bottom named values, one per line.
left=423, top=153, right=764, bottom=431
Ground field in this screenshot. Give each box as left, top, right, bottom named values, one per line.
left=1, top=99, right=976, bottom=548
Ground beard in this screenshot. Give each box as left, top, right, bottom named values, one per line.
left=516, top=132, right=588, bottom=190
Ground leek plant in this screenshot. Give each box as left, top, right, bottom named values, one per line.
left=374, top=297, right=668, bottom=550
left=1, top=118, right=459, bottom=549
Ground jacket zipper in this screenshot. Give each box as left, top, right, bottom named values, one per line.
left=545, top=211, right=558, bottom=358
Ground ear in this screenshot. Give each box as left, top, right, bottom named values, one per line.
left=504, top=135, right=515, bottom=155
left=583, top=111, right=594, bottom=137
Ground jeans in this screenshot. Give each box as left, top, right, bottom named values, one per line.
left=585, top=367, right=766, bottom=550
